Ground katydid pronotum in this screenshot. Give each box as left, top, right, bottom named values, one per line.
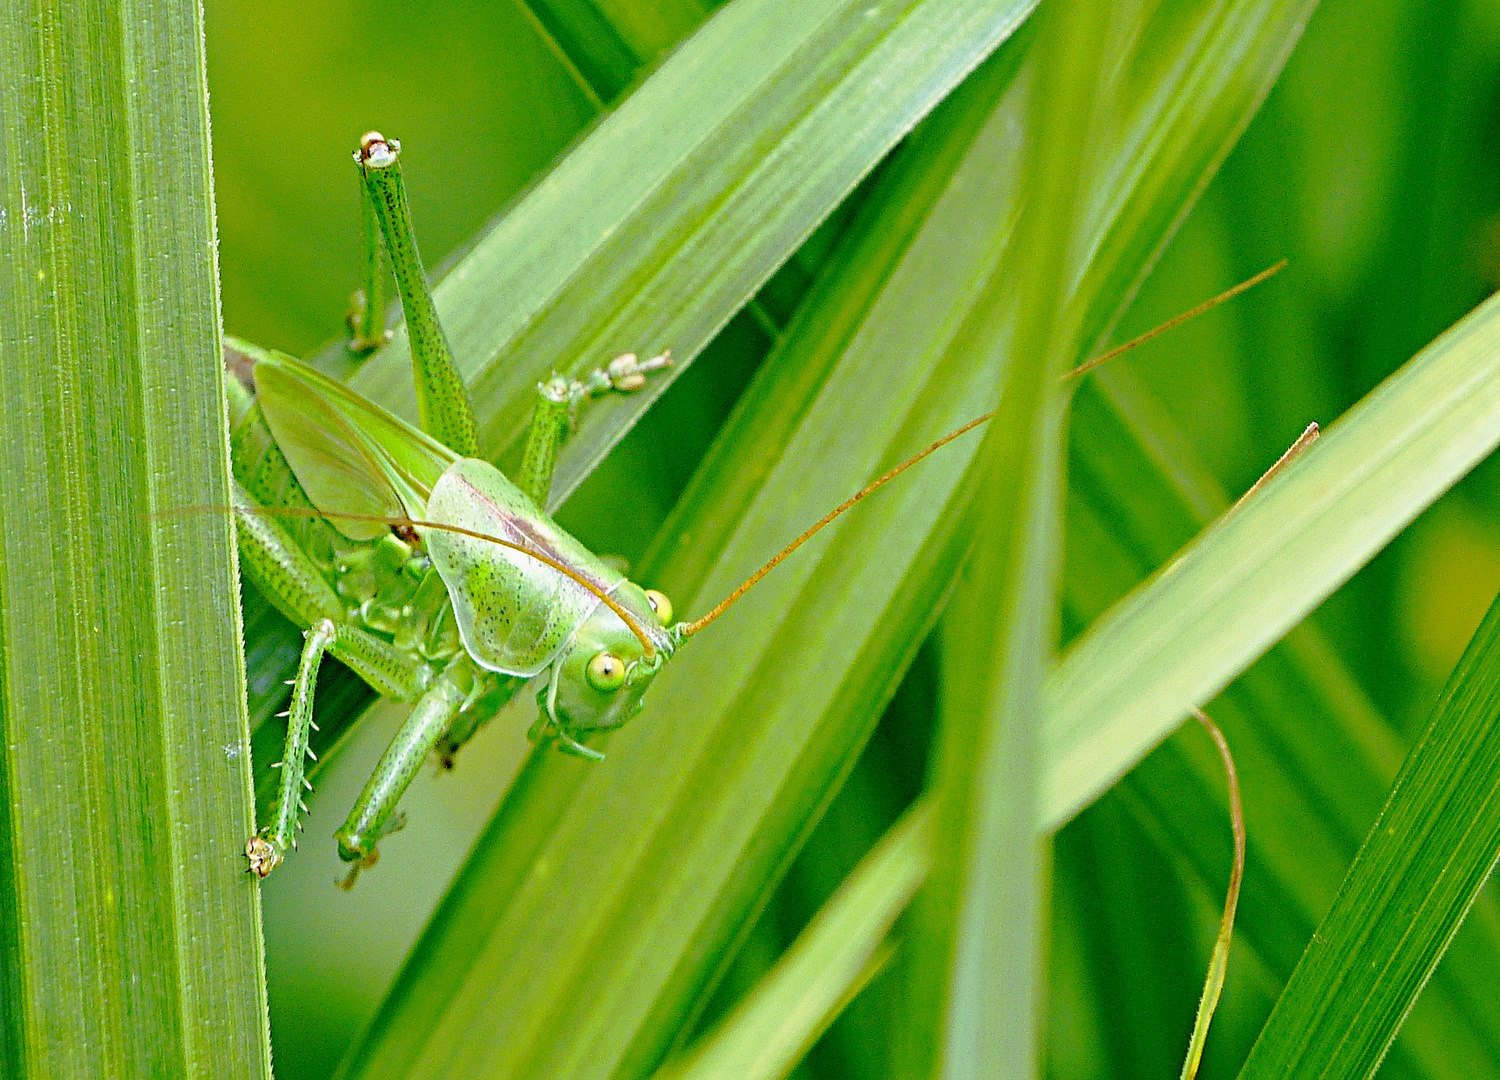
left=224, top=130, right=1284, bottom=1076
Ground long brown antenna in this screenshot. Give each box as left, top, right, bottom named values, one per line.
left=681, top=260, right=1289, bottom=637
left=230, top=505, right=659, bottom=657
left=1228, top=421, right=1319, bottom=515
left=679, top=413, right=993, bottom=636
left=1065, top=259, right=1287, bottom=381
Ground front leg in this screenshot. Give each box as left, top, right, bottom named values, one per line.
left=516, top=351, right=673, bottom=509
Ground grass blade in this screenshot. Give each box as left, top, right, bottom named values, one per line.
left=1238, top=585, right=1500, bottom=1078
left=899, top=3, right=1106, bottom=1074
left=334, top=37, right=1036, bottom=1080
left=246, top=0, right=1035, bottom=805
left=1063, top=369, right=1500, bottom=1076
left=0, top=0, right=269, bottom=1074
left=654, top=803, right=931, bottom=1080
left=1045, top=290, right=1500, bottom=830
left=333, top=2, right=1321, bottom=1077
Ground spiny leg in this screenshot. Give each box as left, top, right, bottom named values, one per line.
left=247, top=619, right=336, bottom=877
left=354, top=132, right=478, bottom=456
left=516, top=351, right=673, bottom=509
left=334, top=659, right=473, bottom=888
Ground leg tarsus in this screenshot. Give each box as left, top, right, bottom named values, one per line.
left=517, top=350, right=673, bottom=508
left=248, top=618, right=336, bottom=879
left=337, top=847, right=381, bottom=891
left=558, top=350, right=673, bottom=424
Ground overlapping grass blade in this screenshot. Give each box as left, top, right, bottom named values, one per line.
left=899, top=4, right=1107, bottom=1075
left=334, top=37, right=1034, bottom=1080
left=1062, top=370, right=1500, bottom=1076
left=653, top=803, right=930, bottom=1080
left=246, top=0, right=1036, bottom=793
left=1235, top=587, right=1500, bottom=1078
left=334, top=3, right=1321, bottom=1079
left=340, top=0, right=1039, bottom=506
left=0, top=0, right=268, bottom=1074
left=1044, top=291, right=1500, bottom=831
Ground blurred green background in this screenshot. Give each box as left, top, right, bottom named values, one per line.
left=204, top=1, right=1500, bottom=1076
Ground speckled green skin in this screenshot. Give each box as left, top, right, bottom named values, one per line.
left=356, top=136, right=478, bottom=457
left=425, top=458, right=677, bottom=741
left=429, top=459, right=623, bottom=675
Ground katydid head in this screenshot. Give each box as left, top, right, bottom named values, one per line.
left=543, top=582, right=680, bottom=742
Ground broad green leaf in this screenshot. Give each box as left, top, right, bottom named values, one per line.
left=1044, top=290, right=1500, bottom=831
left=342, top=0, right=1040, bottom=507
left=900, top=4, right=1106, bottom=1075
left=654, top=803, right=930, bottom=1080
left=336, top=3, right=1321, bottom=1078
left=0, top=0, right=269, bottom=1075
left=1236, top=587, right=1500, bottom=1078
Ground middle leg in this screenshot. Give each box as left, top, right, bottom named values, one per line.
left=516, top=351, right=674, bottom=509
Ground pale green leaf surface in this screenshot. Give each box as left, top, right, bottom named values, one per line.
left=0, top=0, right=268, bottom=1075
left=900, top=4, right=1104, bottom=1075
left=342, top=0, right=1039, bottom=508
left=1238, top=586, right=1500, bottom=1078
left=654, top=803, right=930, bottom=1080
left=1044, top=292, right=1500, bottom=831
left=336, top=3, right=1321, bottom=1079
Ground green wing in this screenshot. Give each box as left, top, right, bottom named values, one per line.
left=254, top=353, right=457, bottom=540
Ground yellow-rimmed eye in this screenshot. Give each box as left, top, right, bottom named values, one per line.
left=586, top=652, right=627, bottom=692
left=645, top=589, right=673, bottom=625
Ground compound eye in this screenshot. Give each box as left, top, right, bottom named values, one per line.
left=644, top=589, right=673, bottom=625
left=586, top=652, right=627, bottom=692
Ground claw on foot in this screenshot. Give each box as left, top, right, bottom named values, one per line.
left=337, top=848, right=380, bottom=891
left=604, top=350, right=672, bottom=391
left=246, top=835, right=282, bottom=879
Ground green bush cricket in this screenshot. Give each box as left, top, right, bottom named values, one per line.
left=231, top=132, right=1273, bottom=902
